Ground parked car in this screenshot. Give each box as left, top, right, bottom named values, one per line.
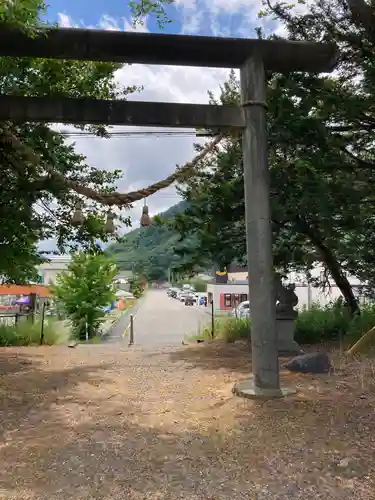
left=184, top=293, right=197, bottom=306
left=178, top=292, right=189, bottom=302
left=184, top=294, right=196, bottom=306
left=232, top=300, right=250, bottom=319
left=45, top=308, right=56, bottom=317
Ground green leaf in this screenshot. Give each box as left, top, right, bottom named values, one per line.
left=53, top=253, right=117, bottom=339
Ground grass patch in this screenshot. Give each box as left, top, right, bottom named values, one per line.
left=81, top=334, right=102, bottom=344
left=123, top=298, right=136, bottom=311
left=0, top=316, right=68, bottom=346
left=188, top=301, right=375, bottom=351
left=188, top=316, right=251, bottom=343
left=294, top=302, right=375, bottom=346
left=99, top=299, right=138, bottom=340
left=105, top=300, right=137, bottom=323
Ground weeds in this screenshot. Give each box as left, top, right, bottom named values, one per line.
left=189, top=301, right=375, bottom=350
left=0, top=317, right=67, bottom=346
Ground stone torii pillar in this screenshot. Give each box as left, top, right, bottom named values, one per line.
left=233, top=49, right=337, bottom=399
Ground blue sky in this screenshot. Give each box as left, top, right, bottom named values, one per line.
left=44, top=0, right=184, bottom=33
left=43, top=0, right=279, bottom=38
left=38, top=0, right=283, bottom=251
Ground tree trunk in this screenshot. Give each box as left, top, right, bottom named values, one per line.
left=347, top=0, right=375, bottom=41
left=300, top=223, right=360, bottom=317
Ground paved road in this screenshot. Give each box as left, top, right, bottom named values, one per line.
left=107, top=289, right=210, bottom=347
left=105, top=300, right=141, bottom=344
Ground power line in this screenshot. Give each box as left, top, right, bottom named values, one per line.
left=59, top=131, right=197, bottom=138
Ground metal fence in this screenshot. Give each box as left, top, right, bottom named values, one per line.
left=0, top=312, right=29, bottom=327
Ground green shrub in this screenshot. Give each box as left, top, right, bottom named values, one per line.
left=217, top=317, right=250, bottom=342
left=294, top=302, right=350, bottom=344
left=190, top=316, right=250, bottom=343
left=295, top=301, right=375, bottom=346
left=0, top=317, right=66, bottom=346
left=345, top=304, right=375, bottom=345
left=190, top=300, right=375, bottom=348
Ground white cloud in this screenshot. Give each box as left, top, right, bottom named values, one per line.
left=40, top=2, right=309, bottom=252
left=54, top=11, right=232, bottom=233
left=175, top=0, right=255, bottom=13
left=57, top=13, right=72, bottom=28
left=51, top=2, right=292, bottom=237
left=57, top=12, right=149, bottom=32
left=174, top=0, right=273, bottom=37
left=66, top=62, right=230, bottom=231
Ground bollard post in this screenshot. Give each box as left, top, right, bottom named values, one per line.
left=40, top=302, right=46, bottom=345
left=211, top=300, right=214, bottom=339
left=128, top=314, right=134, bottom=346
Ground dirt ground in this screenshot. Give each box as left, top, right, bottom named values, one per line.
left=0, top=341, right=374, bottom=500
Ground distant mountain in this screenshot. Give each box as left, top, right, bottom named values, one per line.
left=106, top=201, right=188, bottom=275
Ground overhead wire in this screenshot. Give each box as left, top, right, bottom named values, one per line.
left=1, top=123, right=223, bottom=207
left=59, top=130, right=199, bottom=138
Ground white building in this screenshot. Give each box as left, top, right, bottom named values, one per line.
left=207, top=265, right=367, bottom=313
left=37, top=256, right=71, bottom=285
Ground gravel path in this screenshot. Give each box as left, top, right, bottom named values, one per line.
left=108, top=289, right=210, bottom=347
left=1, top=342, right=374, bottom=499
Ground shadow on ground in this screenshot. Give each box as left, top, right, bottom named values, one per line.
left=156, top=341, right=253, bottom=374
left=0, top=345, right=374, bottom=500
left=0, top=348, right=45, bottom=374
left=158, top=341, right=339, bottom=374
left=0, top=347, right=115, bottom=439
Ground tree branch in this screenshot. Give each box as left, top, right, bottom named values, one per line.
left=341, top=145, right=375, bottom=169
left=347, top=0, right=375, bottom=40
left=0, top=124, right=223, bottom=207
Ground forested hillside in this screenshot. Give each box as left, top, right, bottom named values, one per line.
left=106, top=201, right=188, bottom=280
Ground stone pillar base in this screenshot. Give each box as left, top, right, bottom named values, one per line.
left=232, top=376, right=296, bottom=400
left=276, top=316, right=304, bottom=356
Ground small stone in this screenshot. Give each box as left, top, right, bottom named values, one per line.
left=284, top=351, right=333, bottom=374
left=68, top=342, right=78, bottom=348
left=338, top=458, right=350, bottom=468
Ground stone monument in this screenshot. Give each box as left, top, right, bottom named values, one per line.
left=274, top=274, right=304, bottom=356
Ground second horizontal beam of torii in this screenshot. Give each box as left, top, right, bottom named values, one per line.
left=0, top=95, right=244, bottom=128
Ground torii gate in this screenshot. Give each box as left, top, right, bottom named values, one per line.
left=0, top=26, right=338, bottom=398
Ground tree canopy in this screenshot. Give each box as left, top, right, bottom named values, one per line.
left=5, top=0, right=375, bottom=310
left=168, top=1, right=375, bottom=315
left=0, top=0, right=172, bottom=283
left=53, top=252, right=117, bottom=340
left=106, top=202, right=189, bottom=282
